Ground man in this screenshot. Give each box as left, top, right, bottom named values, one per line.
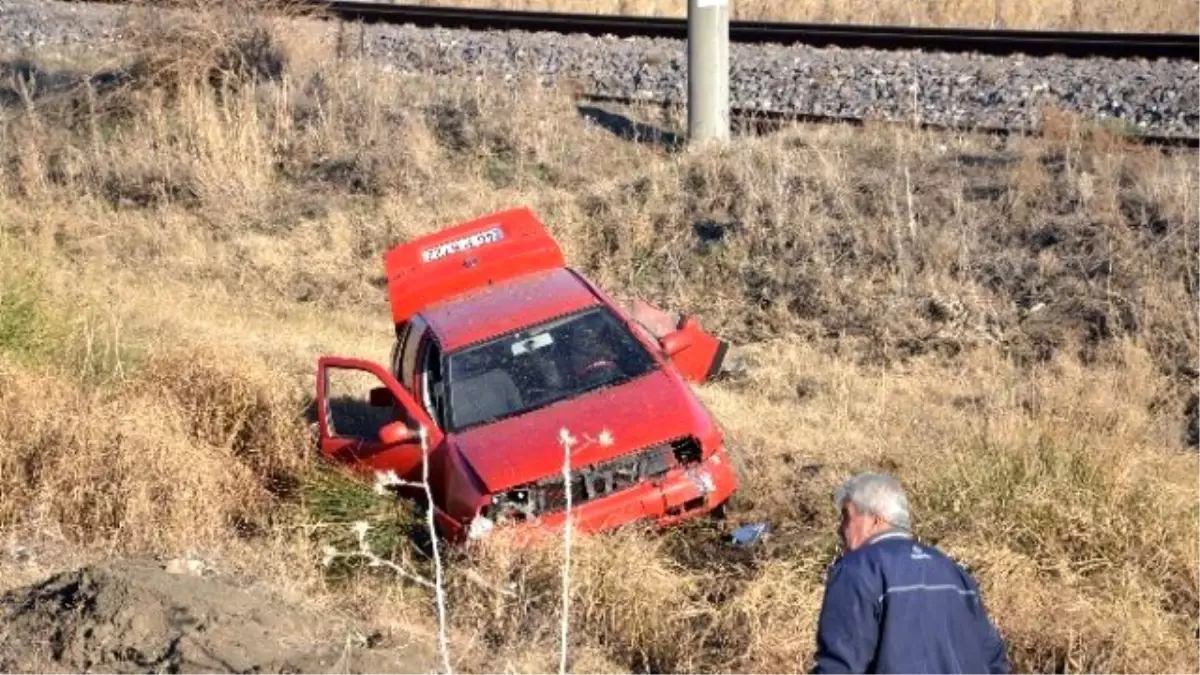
left=811, top=473, right=1009, bottom=674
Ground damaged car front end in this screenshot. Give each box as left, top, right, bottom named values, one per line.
left=472, top=434, right=735, bottom=540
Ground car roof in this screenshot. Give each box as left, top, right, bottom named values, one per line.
left=421, top=267, right=604, bottom=352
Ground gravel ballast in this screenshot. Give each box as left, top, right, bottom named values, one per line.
left=1, top=0, right=1197, bottom=139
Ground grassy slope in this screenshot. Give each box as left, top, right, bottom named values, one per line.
left=409, top=0, right=1200, bottom=33
left=1, top=4, right=1197, bottom=672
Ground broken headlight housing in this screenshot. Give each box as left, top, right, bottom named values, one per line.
left=482, top=487, right=539, bottom=525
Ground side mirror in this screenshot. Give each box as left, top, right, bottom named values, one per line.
left=369, top=386, right=397, bottom=407
left=379, top=420, right=419, bottom=445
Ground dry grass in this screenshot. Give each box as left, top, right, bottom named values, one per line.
left=409, top=0, right=1200, bottom=33
left=0, top=3, right=1197, bottom=673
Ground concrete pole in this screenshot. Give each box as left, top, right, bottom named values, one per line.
left=687, top=0, right=730, bottom=144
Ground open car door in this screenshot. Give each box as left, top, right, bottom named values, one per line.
left=624, top=298, right=729, bottom=383
left=660, top=315, right=729, bottom=383
left=315, top=355, right=444, bottom=485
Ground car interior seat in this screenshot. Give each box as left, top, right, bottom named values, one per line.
left=451, top=368, right=524, bottom=426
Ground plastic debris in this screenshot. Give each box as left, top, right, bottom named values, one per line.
left=731, top=522, right=770, bottom=548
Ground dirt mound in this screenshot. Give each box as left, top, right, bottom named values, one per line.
left=0, top=561, right=431, bottom=674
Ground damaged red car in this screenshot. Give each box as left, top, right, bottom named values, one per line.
left=314, top=207, right=738, bottom=543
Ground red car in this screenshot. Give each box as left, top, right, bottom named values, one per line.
left=314, top=207, right=738, bottom=543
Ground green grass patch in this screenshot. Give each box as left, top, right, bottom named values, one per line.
left=0, top=252, right=141, bottom=383
left=299, top=463, right=428, bottom=584
left=0, top=265, right=63, bottom=364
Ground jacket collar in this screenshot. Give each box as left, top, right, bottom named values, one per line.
left=864, top=527, right=913, bottom=547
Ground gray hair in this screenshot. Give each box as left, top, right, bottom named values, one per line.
left=833, top=472, right=911, bottom=530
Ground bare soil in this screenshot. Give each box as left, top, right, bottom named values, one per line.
left=0, top=561, right=433, bottom=674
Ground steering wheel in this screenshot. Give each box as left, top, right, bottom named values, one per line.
left=581, top=359, right=618, bottom=377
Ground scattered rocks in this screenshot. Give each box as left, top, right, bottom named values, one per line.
left=367, top=24, right=1199, bottom=138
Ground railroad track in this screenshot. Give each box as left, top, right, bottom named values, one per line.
left=69, top=0, right=1200, bottom=61
left=56, top=0, right=1200, bottom=149
left=293, top=1, right=1200, bottom=149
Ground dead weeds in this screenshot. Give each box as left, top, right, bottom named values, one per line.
left=0, top=6, right=1196, bottom=674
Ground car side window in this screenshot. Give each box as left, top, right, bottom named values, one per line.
left=391, top=322, right=411, bottom=379
left=418, top=336, right=447, bottom=428
left=399, top=317, right=427, bottom=390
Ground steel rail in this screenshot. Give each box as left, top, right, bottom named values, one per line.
left=299, top=1, right=1199, bottom=61
left=578, top=93, right=1200, bottom=150
left=68, top=0, right=1198, bottom=60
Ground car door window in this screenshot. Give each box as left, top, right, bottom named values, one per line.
left=418, top=336, right=448, bottom=429
left=399, top=317, right=427, bottom=390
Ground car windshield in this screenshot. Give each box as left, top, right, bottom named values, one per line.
left=443, top=306, right=658, bottom=431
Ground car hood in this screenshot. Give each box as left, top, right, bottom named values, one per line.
left=451, top=369, right=711, bottom=493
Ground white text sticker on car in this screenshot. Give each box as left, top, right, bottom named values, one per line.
left=512, top=332, right=554, bottom=356
left=421, top=225, right=505, bottom=263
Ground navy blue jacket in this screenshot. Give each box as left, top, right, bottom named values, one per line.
left=812, top=531, right=1008, bottom=674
